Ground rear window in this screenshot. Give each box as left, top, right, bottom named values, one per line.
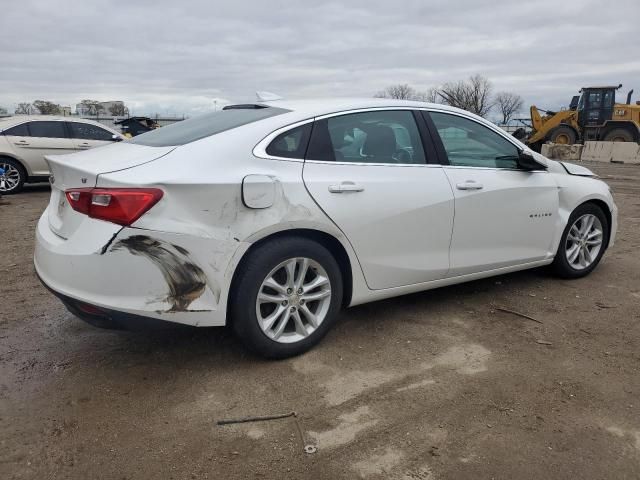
left=130, top=107, right=289, bottom=147
left=2, top=123, right=30, bottom=136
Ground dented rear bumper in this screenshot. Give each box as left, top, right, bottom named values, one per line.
left=34, top=206, right=249, bottom=328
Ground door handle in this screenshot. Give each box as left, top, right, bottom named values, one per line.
left=328, top=182, right=364, bottom=193
left=14, top=141, right=29, bottom=146
left=456, top=180, right=483, bottom=190
left=78, top=143, right=91, bottom=148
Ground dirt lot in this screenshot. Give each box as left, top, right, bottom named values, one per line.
left=1, top=162, right=639, bottom=480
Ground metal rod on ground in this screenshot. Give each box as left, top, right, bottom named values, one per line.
left=217, top=411, right=295, bottom=426
left=496, top=307, right=543, bottom=324
left=217, top=411, right=317, bottom=454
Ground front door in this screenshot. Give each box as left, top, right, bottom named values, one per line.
left=67, top=121, right=116, bottom=151
left=426, top=111, right=559, bottom=277
left=302, top=109, right=454, bottom=290
left=6, top=120, right=75, bottom=176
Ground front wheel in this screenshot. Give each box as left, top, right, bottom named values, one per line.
left=230, top=237, right=343, bottom=358
left=547, top=125, right=578, bottom=145
left=551, top=203, right=609, bottom=278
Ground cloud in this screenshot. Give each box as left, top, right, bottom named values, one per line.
left=1, top=0, right=638, bottom=116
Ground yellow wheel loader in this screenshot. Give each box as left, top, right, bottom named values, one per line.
left=520, top=85, right=640, bottom=152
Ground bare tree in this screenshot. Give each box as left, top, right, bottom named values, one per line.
left=437, top=74, right=494, bottom=117
left=108, top=103, right=128, bottom=116
left=495, top=91, right=524, bottom=124
left=426, top=87, right=443, bottom=104
left=79, top=99, right=105, bottom=116
left=15, top=102, right=34, bottom=114
left=375, top=84, right=430, bottom=101
left=33, top=100, right=61, bottom=115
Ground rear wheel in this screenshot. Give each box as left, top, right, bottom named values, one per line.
left=547, top=125, right=577, bottom=145
left=603, top=128, right=634, bottom=142
left=0, top=157, right=26, bottom=194
left=230, top=237, right=343, bottom=358
left=551, top=203, right=609, bottom=278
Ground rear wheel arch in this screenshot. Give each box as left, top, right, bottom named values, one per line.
left=229, top=229, right=353, bottom=312
left=601, top=122, right=639, bottom=142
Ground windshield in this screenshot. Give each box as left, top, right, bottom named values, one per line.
left=130, top=107, right=289, bottom=147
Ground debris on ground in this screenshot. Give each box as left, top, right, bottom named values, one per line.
left=495, top=307, right=544, bottom=324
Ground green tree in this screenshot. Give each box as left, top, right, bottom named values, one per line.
left=33, top=100, right=62, bottom=115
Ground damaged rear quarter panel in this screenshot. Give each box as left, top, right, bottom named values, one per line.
left=97, top=126, right=365, bottom=324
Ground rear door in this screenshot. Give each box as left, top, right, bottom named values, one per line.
left=67, top=121, right=117, bottom=150
left=301, top=109, right=454, bottom=290
left=7, top=121, right=75, bottom=175
left=425, top=110, right=559, bottom=277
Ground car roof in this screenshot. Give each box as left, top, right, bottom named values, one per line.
left=229, top=97, right=478, bottom=126
left=0, top=115, right=113, bottom=125
left=256, top=97, right=463, bottom=116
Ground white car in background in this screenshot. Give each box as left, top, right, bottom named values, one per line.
left=34, top=99, right=617, bottom=358
left=0, top=116, right=124, bottom=193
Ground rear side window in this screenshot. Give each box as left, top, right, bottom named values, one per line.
left=3, top=123, right=30, bottom=136
left=68, top=122, right=113, bottom=141
left=265, top=123, right=311, bottom=159
left=28, top=121, right=67, bottom=139
left=306, top=110, right=426, bottom=164
left=130, top=107, right=289, bottom=147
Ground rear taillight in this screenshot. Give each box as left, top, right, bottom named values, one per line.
left=65, top=188, right=163, bottom=226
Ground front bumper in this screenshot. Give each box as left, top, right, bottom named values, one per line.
left=35, top=207, right=247, bottom=328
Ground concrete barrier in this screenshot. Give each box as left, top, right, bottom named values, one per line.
left=580, top=142, right=614, bottom=162
left=611, top=142, right=640, bottom=164
left=541, top=143, right=583, bottom=161
left=579, top=141, right=640, bottom=163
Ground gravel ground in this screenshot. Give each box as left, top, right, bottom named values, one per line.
left=1, top=162, right=639, bottom=480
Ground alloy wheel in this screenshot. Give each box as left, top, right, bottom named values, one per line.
left=0, top=162, right=21, bottom=193
left=256, top=257, right=332, bottom=343
left=565, top=213, right=604, bottom=270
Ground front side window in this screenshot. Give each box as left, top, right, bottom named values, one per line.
left=68, top=122, right=114, bottom=141
left=429, top=112, right=520, bottom=169
left=307, top=110, right=426, bottom=164
left=28, top=121, right=67, bottom=139
left=265, top=123, right=311, bottom=159
left=588, top=92, right=602, bottom=108
left=2, top=123, right=30, bottom=136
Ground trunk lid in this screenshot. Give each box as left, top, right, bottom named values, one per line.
left=46, top=142, right=176, bottom=239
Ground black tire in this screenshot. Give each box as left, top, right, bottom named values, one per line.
left=551, top=203, right=609, bottom=279
left=547, top=125, right=578, bottom=145
left=603, top=128, right=635, bottom=142
left=0, top=157, right=26, bottom=194
left=230, top=237, right=343, bottom=359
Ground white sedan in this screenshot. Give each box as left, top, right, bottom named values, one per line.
left=34, top=99, right=617, bottom=358
left=0, top=116, right=124, bottom=194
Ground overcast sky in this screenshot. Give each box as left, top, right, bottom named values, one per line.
left=2, top=0, right=639, bottom=119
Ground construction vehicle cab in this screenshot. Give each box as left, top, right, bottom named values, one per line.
left=526, top=84, right=640, bottom=151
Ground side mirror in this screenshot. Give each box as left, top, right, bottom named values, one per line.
left=111, top=134, right=123, bottom=142
left=518, top=151, right=547, bottom=171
